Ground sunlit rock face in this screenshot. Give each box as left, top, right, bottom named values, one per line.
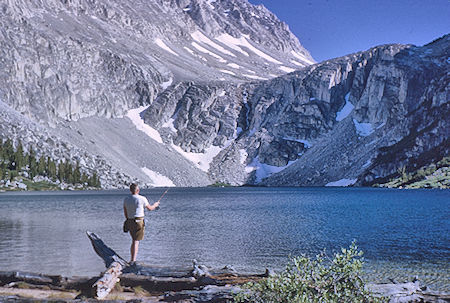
left=143, top=36, right=449, bottom=186
left=0, top=0, right=313, bottom=124
left=0, top=0, right=447, bottom=188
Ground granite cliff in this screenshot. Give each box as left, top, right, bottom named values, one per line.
left=0, top=0, right=447, bottom=188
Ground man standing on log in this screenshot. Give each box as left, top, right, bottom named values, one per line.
left=123, top=183, right=160, bottom=263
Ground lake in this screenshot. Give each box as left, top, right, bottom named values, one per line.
left=0, top=187, right=448, bottom=290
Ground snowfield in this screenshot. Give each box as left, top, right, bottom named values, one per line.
left=141, top=167, right=175, bottom=187
left=154, top=38, right=179, bottom=56
left=126, top=106, right=163, bottom=144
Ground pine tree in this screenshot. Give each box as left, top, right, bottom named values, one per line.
left=38, top=156, right=46, bottom=176
left=74, top=161, right=81, bottom=184
left=57, top=161, right=65, bottom=182
left=5, top=139, right=15, bottom=170
left=9, top=170, right=17, bottom=182
left=0, top=139, right=4, bottom=160
left=88, top=172, right=99, bottom=187
left=81, top=173, right=89, bottom=185
left=47, top=157, right=57, bottom=180
left=15, top=140, right=24, bottom=170
left=28, top=146, right=38, bottom=178
left=64, top=160, right=73, bottom=183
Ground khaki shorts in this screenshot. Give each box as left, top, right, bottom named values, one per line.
left=124, top=218, right=145, bottom=241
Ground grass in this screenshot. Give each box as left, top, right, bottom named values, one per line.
left=133, top=285, right=150, bottom=296
left=375, top=156, right=449, bottom=189
left=21, top=179, right=59, bottom=191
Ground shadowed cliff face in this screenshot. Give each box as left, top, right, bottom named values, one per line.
left=143, top=35, right=449, bottom=186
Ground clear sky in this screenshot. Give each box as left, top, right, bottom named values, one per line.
left=247, top=0, right=450, bottom=62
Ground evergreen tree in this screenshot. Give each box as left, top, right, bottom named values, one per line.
left=47, top=157, right=57, bottom=180
left=15, top=140, right=25, bottom=169
left=5, top=139, right=15, bottom=170
left=88, top=172, right=99, bottom=187
left=9, top=170, right=17, bottom=182
left=57, top=161, right=65, bottom=182
left=81, top=173, right=89, bottom=185
left=38, top=156, right=46, bottom=176
left=28, top=146, right=38, bottom=178
left=64, top=159, right=73, bottom=183
left=0, top=139, right=4, bottom=160
left=74, top=161, right=81, bottom=184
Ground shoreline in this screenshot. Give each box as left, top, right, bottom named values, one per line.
left=1, top=267, right=449, bottom=303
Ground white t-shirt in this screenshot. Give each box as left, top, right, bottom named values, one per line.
left=123, top=194, right=150, bottom=219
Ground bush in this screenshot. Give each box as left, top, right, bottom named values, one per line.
left=234, top=242, right=385, bottom=303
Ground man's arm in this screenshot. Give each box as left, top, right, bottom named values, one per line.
left=124, top=205, right=128, bottom=218
left=145, top=201, right=160, bottom=211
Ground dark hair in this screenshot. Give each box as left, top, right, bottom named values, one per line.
left=130, top=183, right=139, bottom=194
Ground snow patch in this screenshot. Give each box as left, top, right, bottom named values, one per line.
left=220, top=69, right=235, bottom=76
left=236, top=127, right=243, bottom=137
left=291, top=60, right=305, bottom=67
left=325, top=178, right=357, bottom=187
left=215, top=34, right=249, bottom=56
left=227, top=63, right=241, bottom=69
left=353, top=119, right=374, bottom=136
left=154, top=38, right=178, bottom=56
left=162, top=118, right=177, bottom=133
left=336, top=93, right=354, bottom=121
left=246, top=156, right=297, bottom=183
left=239, top=149, right=248, bottom=164
left=243, top=74, right=268, bottom=80
left=171, top=144, right=223, bottom=172
left=160, top=77, right=173, bottom=90
left=126, top=106, right=163, bottom=144
left=279, top=66, right=296, bottom=73
left=141, top=167, right=175, bottom=187
left=192, top=42, right=226, bottom=62
left=215, top=34, right=281, bottom=64
left=290, top=50, right=315, bottom=65
left=191, top=30, right=235, bottom=57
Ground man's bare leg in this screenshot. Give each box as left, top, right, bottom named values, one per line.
left=130, top=240, right=139, bottom=262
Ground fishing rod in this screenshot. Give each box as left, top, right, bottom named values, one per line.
left=155, top=188, right=169, bottom=210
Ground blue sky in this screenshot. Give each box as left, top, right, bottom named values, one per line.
left=248, top=0, right=450, bottom=62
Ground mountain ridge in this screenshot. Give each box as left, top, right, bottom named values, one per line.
left=0, top=0, right=448, bottom=189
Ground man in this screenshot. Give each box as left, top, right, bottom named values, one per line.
left=123, top=183, right=160, bottom=263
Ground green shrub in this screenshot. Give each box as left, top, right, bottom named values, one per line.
left=234, top=242, right=385, bottom=303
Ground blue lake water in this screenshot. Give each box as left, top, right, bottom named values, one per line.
left=0, top=187, right=448, bottom=290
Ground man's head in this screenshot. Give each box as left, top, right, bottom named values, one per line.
left=130, top=183, right=139, bottom=194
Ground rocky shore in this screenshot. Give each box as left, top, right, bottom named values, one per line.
left=1, top=267, right=449, bottom=303
left=1, top=232, right=448, bottom=303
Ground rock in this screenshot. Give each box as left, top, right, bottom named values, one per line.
left=191, top=260, right=210, bottom=278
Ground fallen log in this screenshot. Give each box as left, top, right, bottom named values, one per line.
left=85, top=232, right=450, bottom=302
left=91, top=261, right=122, bottom=299
left=86, top=231, right=128, bottom=299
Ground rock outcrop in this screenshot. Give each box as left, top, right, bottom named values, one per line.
left=142, top=35, right=449, bottom=186
left=0, top=0, right=447, bottom=188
